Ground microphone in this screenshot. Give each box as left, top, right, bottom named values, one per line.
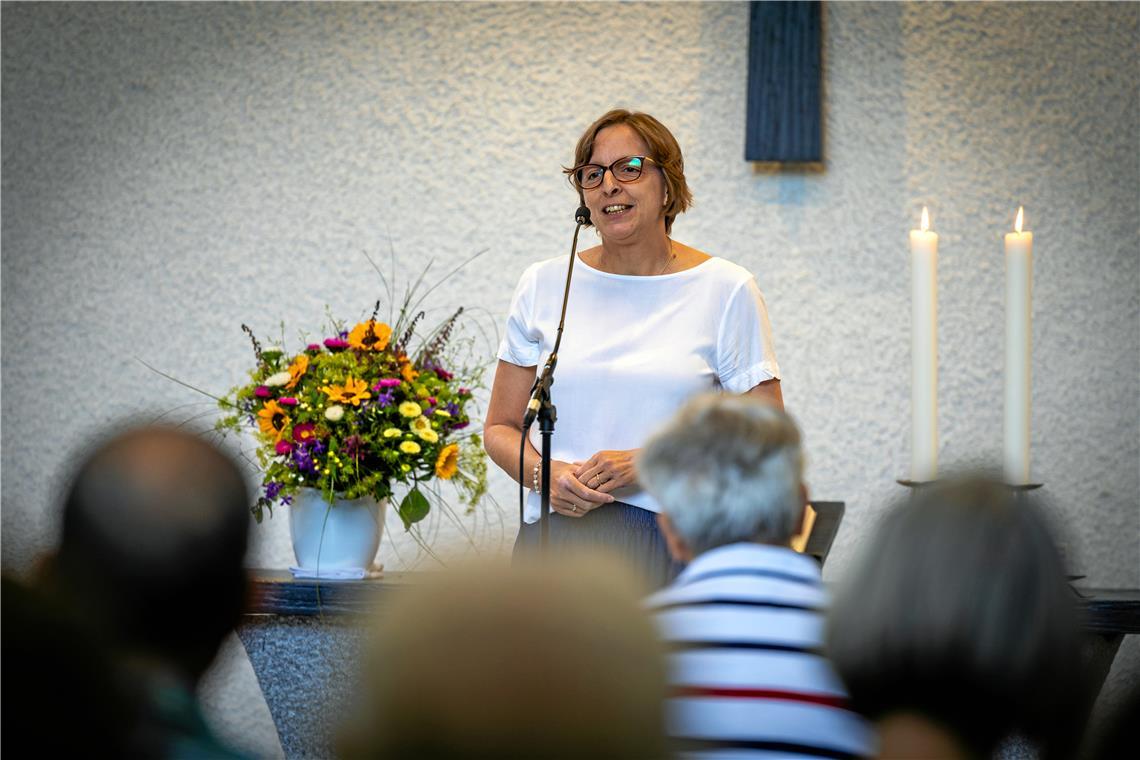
left=575, top=205, right=591, bottom=225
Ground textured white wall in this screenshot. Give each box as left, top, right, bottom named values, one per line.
left=3, top=3, right=1137, bottom=757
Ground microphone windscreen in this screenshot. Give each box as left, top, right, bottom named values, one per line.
left=574, top=206, right=591, bottom=225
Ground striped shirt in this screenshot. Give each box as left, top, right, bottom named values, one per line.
left=646, top=543, right=875, bottom=760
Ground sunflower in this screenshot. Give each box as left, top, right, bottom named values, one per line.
left=435, top=443, right=459, bottom=479
left=321, top=377, right=371, bottom=406
left=285, top=354, right=309, bottom=390
left=257, top=400, right=290, bottom=442
left=348, top=320, right=393, bottom=352
left=399, top=356, right=420, bottom=382
left=399, top=440, right=421, bottom=455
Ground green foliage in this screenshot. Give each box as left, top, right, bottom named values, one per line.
left=397, top=488, right=431, bottom=530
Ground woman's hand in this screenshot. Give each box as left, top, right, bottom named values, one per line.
left=574, top=450, right=639, bottom=496
left=548, top=460, right=613, bottom=518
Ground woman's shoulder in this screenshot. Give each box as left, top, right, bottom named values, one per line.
left=673, top=244, right=755, bottom=284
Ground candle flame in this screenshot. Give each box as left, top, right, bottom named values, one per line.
left=1014, top=206, right=1024, bottom=234
left=920, top=206, right=930, bottom=232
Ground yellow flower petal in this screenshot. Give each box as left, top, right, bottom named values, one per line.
left=435, top=443, right=459, bottom=479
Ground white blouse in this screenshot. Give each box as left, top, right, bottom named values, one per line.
left=498, top=255, right=780, bottom=523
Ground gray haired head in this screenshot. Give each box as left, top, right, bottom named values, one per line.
left=637, top=393, right=804, bottom=555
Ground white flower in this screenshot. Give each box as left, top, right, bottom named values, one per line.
left=324, top=405, right=345, bottom=422
left=264, top=371, right=292, bottom=387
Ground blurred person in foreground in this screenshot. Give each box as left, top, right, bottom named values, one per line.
left=2, top=574, right=138, bottom=756
left=826, top=476, right=1087, bottom=760
left=338, top=556, right=670, bottom=759
left=639, top=394, right=874, bottom=759
left=37, top=425, right=253, bottom=759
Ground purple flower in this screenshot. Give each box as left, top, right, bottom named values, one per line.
left=292, top=448, right=317, bottom=474
left=254, top=386, right=272, bottom=399
left=446, top=401, right=460, bottom=417
left=324, top=338, right=350, bottom=352
left=342, top=435, right=365, bottom=461
left=339, top=330, right=349, bottom=338
left=278, top=396, right=299, bottom=407
left=374, top=390, right=395, bottom=408
left=280, top=494, right=293, bottom=506
left=452, top=421, right=469, bottom=430
left=311, top=439, right=326, bottom=455
left=264, top=481, right=282, bottom=501
left=433, top=366, right=454, bottom=381
left=375, top=378, right=402, bottom=388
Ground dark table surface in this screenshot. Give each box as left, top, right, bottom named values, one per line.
left=245, top=570, right=1140, bottom=634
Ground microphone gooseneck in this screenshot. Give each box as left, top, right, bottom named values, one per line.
left=517, top=207, right=591, bottom=540
left=521, top=208, right=589, bottom=429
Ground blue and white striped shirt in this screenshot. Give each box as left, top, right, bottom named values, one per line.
left=646, top=543, right=875, bottom=759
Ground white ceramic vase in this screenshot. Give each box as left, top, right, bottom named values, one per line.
left=289, top=487, right=386, bottom=571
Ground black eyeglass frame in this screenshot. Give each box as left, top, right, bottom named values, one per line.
left=569, top=155, right=660, bottom=191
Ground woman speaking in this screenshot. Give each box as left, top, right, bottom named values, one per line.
left=484, top=109, right=782, bottom=588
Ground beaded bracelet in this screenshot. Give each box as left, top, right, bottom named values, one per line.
left=532, top=461, right=541, bottom=493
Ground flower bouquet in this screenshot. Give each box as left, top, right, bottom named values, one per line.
left=216, top=299, right=488, bottom=533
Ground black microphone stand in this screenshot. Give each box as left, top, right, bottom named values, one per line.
left=522, top=206, right=589, bottom=549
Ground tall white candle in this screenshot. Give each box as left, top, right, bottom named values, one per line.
left=1004, top=206, right=1033, bottom=484
left=910, top=207, right=938, bottom=482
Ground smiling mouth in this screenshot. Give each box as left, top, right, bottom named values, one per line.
left=604, top=204, right=633, bottom=215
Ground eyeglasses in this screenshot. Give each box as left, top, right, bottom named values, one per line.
left=571, top=155, right=659, bottom=190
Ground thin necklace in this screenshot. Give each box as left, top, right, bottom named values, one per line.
left=657, top=238, right=676, bottom=276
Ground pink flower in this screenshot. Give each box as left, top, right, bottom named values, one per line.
left=433, top=366, right=454, bottom=381
left=324, top=338, right=350, bottom=351
left=254, top=386, right=272, bottom=399
left=278, top=397, right=299, bottom=406
left=306, top=343, right=322, bottom=353
left=458, top=387, right=470, bottom=396
left=376, top=378, right=402, bottom=388
left=275, top=440, right=294, bottom=455
left=292, top=423, right=317, bottom=443
left=427, top=397, right=437, bottom=406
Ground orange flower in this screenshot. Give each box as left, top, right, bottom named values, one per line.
left=257, top=400, right=290, bottom=442
left=435, top=443, right=459, bottom=480
left=321, top=377, right=371, bottom=406
left=285, top=354, right=309, bottom=390
left=348, top=321, right=392, bottom=352
left=399, top=357, right=420, bottom=382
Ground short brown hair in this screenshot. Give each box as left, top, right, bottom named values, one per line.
left=564, top=109, right=693, bottom=234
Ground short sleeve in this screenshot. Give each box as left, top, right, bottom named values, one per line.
left=496, top=264, right=542, bottom=367
left=716, top=277, right=781, bottom=393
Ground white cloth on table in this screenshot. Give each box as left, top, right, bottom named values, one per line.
left=497, top=255, right=780, bottom=524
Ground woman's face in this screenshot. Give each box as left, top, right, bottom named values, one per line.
left=583, top=124, right=667, bottom=244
